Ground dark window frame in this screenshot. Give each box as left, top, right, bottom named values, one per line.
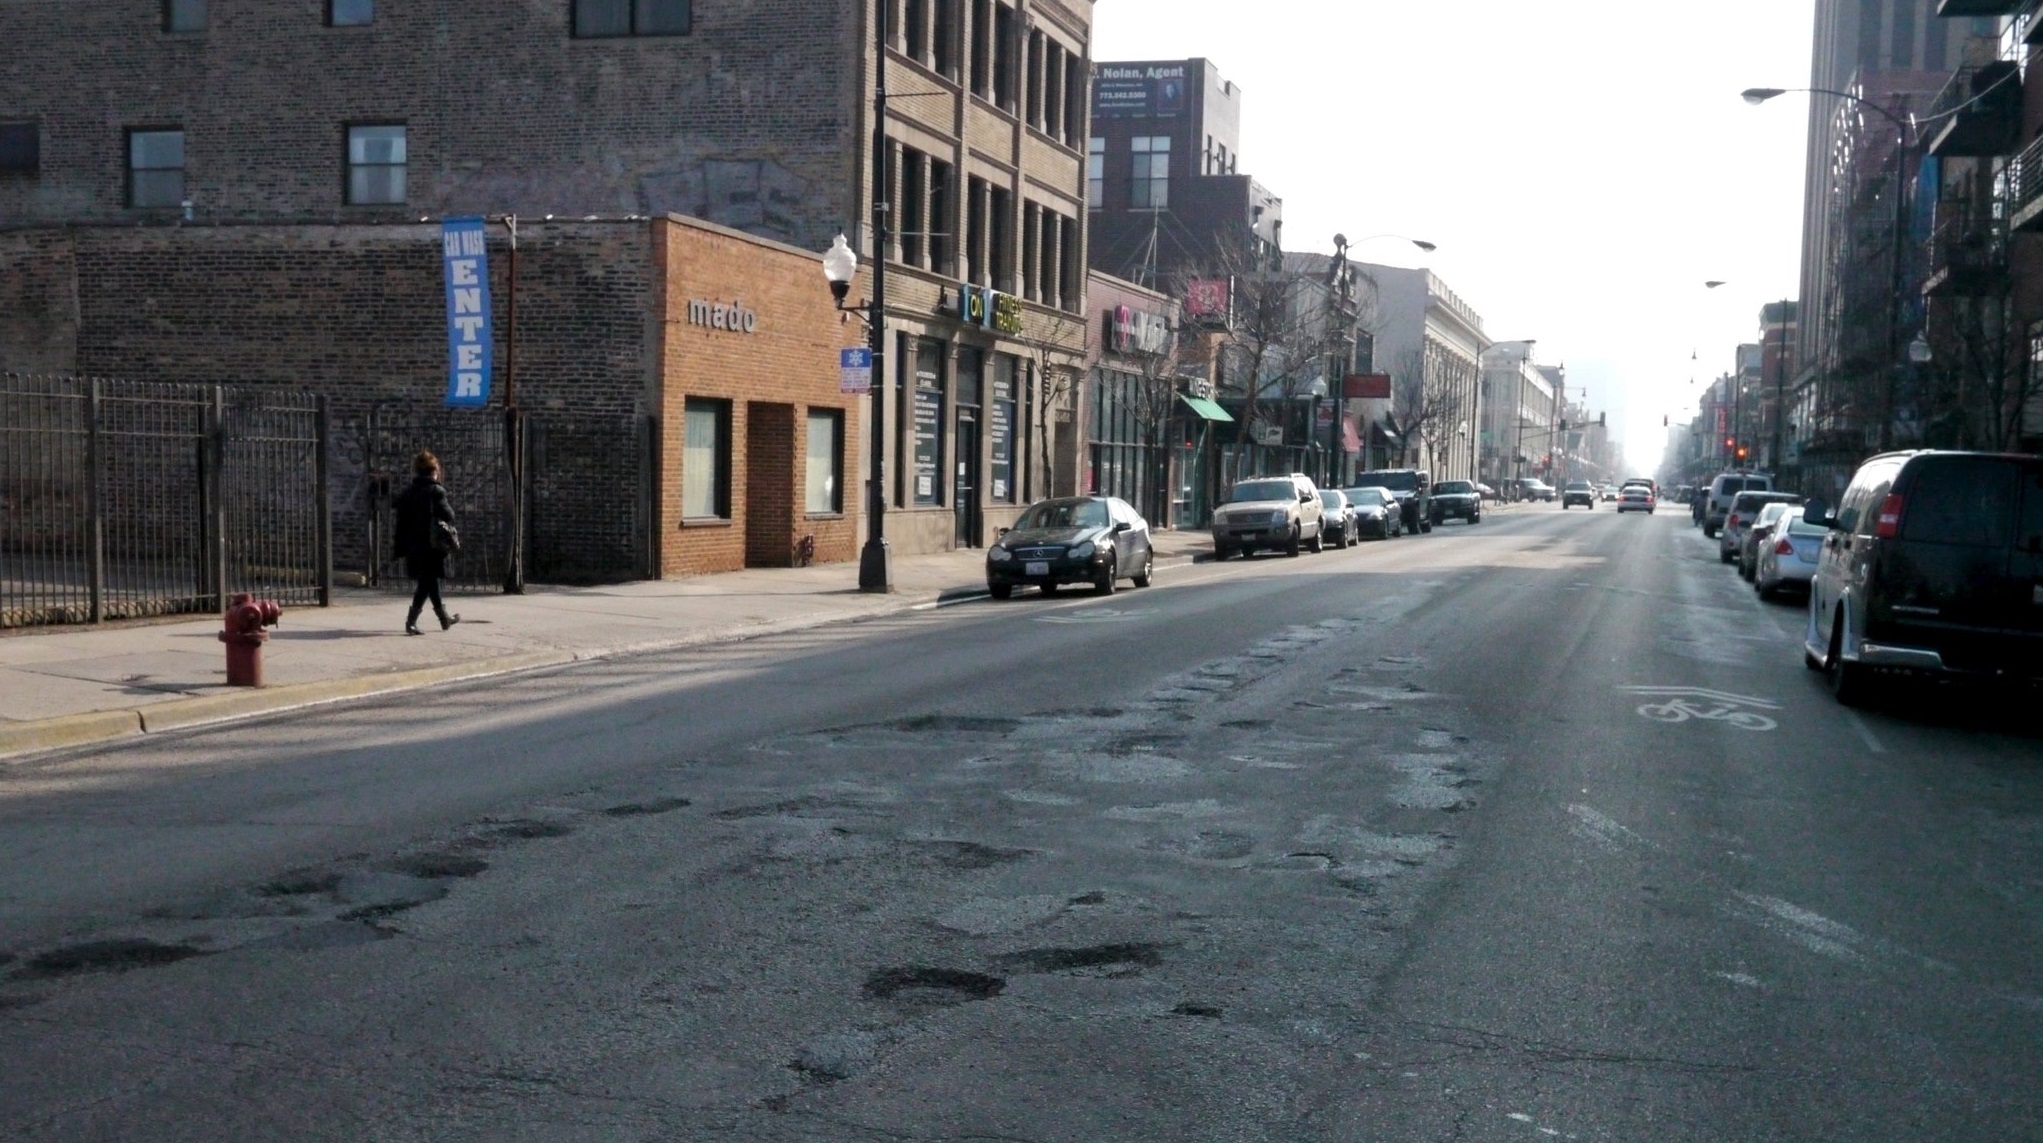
left=344, top=122, right=407, bottom=206
left=326, top=0, right=374, bottom=27
left=0, top=121, right=39, bottom=174
left=683, top=396, right=734, bottom=520
left=163, top=0, right=207, bottom=33
left=126, top=126, right=186, bottom=209
left=571, top=0, right=693, bottom=38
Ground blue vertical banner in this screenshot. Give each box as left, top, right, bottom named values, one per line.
left=441, top=217, right=493, bottom=408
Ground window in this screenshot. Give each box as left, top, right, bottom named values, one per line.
left=572, top=0, right=692, bottom=37
left=932, top=0, right=957, bottom=77
left=346, top=124, right=406, bottom=204
left=683, top=398, right=731, bottom=519
left=1086, top=137, right=1103, bottom=208
left=163, top=0, right=206, bottom=32
left=992, top=2, right=1016, bottom=111
left=806, top=409, right=843, bottom=514
left=1025, top=31, right=1043, bottom=127
left=899, top=147, right=926, bottom=267
left=927, top=157, right=954, bottom=275
left=1900, top=458, right=2020, bottom=547
left=990, top=184, right=1012, bottom=290
left=127, top=129, right=184, bottom=208
left=965, top=176, right=988, bottom=285
left=327, top=0, right=372, bottom=26
left=0, top=121, right=38, bottom=173
left=1064, top=53, right=1085, bottom=146
left=1131, top=136, right=1169, bottom=209
left=1042, top=41, right=1064, bottom=137
left=904, top=0, right=927, bottom=62
left=969, top=0, right=990, bottom=95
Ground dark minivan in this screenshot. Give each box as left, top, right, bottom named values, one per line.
left=1804, top=451, right=2043, bottom=704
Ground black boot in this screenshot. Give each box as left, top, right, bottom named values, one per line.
left=406, top=608, right=424, bottom=636
left=438, top=611, right=461, bottom=631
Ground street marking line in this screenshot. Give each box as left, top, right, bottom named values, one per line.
left=1844, top=711, right=1888, bottom=755
left=1618, top=686, right=1781, bottom=709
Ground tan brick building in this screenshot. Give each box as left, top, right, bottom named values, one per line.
left=0, top=0, right=1098, bottom=563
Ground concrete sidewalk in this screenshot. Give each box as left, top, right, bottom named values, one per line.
left=0, top=530, right=1211, bottom=760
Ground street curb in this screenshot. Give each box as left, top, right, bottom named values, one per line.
left=0, top=553, right=1217, bottom=763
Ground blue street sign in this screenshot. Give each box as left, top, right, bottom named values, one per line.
left=840, top=346, right=873, bottom=394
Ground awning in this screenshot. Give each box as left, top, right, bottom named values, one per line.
left=1179, top=395, right=1234, bottom=422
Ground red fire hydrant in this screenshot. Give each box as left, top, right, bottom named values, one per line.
left=219, top=593, right=282, bottom=687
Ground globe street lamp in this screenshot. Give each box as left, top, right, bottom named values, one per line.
left=822, top=231, right=889, bottom=593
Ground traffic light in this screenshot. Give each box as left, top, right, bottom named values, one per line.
left=1736, top=446, right=1749, bottom=461
left=1725, top=437, right=1736, bottom=449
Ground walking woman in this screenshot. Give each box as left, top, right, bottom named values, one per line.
left=393, top=450, right=462, bottom=636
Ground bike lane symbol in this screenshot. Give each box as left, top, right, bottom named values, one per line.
left=1619, top=686, right=1780, bottom=732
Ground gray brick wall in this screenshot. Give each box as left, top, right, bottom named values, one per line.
left=0, top=0, right=859, bottom=251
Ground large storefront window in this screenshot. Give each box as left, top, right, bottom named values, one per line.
left=683, top=397, right=730, bottom=519
left=1089, top=367, right=1157, bottom=521
left=911, top=338, right=946, bottom=506
left=990, top=354, right=1018, bottom=503
left=806, top=408, right=842, bottom=514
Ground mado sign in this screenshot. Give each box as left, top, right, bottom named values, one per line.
left=442, top=217, right=494, bottom=408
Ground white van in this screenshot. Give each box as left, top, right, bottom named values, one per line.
left=1703, top=471, right=1771, bottom=538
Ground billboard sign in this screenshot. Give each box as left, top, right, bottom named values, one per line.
left=1094, top=64, right=1189, bottom=118
left=1342, top=373, right=1393, bottom=400
left=441, top=217, right=493, bottom=408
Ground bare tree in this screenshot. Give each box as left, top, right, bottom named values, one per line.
left=1385, top=345, right=1472, bottom=473
left=1916, top=294, right=2033, bottom=451
left=1013, top=308, right=1089, bottom=498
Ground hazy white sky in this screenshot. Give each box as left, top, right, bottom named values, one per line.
left=1093, top=0, right=1819, bottom=472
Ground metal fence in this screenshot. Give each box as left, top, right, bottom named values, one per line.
left=354, top=402, right=517, bottom=594
left=1, top=374, right=331, bottom=628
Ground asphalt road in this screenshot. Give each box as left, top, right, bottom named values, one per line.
left=1, top=506, right=2038, bottom=1141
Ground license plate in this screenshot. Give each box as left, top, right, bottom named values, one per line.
left=1026, top=561, right=1050, bottom=577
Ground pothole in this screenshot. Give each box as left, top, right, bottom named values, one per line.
left=257, top=871, right=342, bottom=898
left=890, top=715, right=1022, bottom=735
left=11, top=939, right=208, bottom=981
left=901, top=840, right=1034, bottom=870
left=997, top=942, right=1167, bottom=977
left=382, top=854, right=490, bottom=879
left=1146, top=830, right=1254, bottom=861
left=476, top=819, right=573, bottom=842
left=601, top=797, right=693, bottom=817
left=1221, top=719, right=1274, bottom=730
left=862, top=966, right=1007, bottom=1004
left=713, top=797, right=845, bottom=821
left=1172, top=1002, right=1224, bottom=1018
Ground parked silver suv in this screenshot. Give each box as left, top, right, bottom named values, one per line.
left=1212, top=473, right=1325, bottom=558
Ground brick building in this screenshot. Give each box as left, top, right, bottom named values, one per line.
left=0, top=0, right=1096, bottom=568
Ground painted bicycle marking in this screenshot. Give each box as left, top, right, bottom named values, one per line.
left=1033, top=607, right=1158, bottom=625
left=1619, top=686, right=1780, bottom=732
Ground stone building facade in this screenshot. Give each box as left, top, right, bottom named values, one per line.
left=0, top=0, right=1096, bottom=566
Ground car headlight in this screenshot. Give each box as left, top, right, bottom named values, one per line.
left=1269, top=511, right=1289, bottom=524
left=988, top=547, right=1013, bottom=563
left=1070, top=541, right=1096, bottom=559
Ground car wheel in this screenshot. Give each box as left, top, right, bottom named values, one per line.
left=1469, top=513, right=1480, bottom=524
left=1094, top=554, right=1116, bottom=595
left=1132, top=551, right=1153, bottom=588
left=989, top=583, right=1013, bottom=600
left=1829, top=621, right=1873, bottom=707
left=1309, top=525, right=1324, bottom=554
left=1040, top=582, right=1059, bottom=596
left=1287, top=526, right=1302, bottom=557
left=1704, top=524, right=1718, bottom=538
left=1757, top=580, right=1777, bottom=602
left=1720, top=548, right=1736, bottom=565
left=1212, top=544, right=1233, bottom=561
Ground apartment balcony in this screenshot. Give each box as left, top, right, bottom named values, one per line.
left=1924, top=62, right=2022, bottom=158
left=1934, top=0, right=2025, bottom=14
left=2013, top=134, right=2043, bottom=232
left=1922, top=207, right=2009, bottom=297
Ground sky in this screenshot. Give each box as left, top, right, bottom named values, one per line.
left=1093, top=0, right=1819, bottom=475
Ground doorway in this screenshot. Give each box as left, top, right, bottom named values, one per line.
left=744, top=402, right=795, bottom=567
left=954, top=411, right=981, bottom=548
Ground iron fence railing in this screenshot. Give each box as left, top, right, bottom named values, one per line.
left=2013, top=133, right=2043, bottom=219
left=0, top=374, right=330, bottom=628
left=1925, top=205, right=2010, bottom=283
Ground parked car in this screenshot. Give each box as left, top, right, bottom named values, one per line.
left=1806, top=450, right=2043, bottom=704
left=1352, top=468, right=1433, bottom=532
left=1319, top=488, right=1358, bottom=548
left=1718, top=490, right=1799, bottom=564
left=1475, top=482, right=1500, bottom=502
left=986, top=496, right=1154, bottom=598
left=1342, top=486, right=1404, bottom=539
left=1561, top=480, right=1598, bottom=509
left=1753, top=507, right=1824, bottom=600
left=1211, top=473, right=1324, bottom=559
left=1515, top=478, right=1557, bottom=503
left=1738, top=501, right=1795, bottom=581
left=1703, top=471, right=1772, bottom=537
left=1616, top=483, right=1656, bottom=514
left=1430, top=479, right=1482, bottom=525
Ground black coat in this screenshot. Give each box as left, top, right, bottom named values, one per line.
left=392, top=476, right=456, bottom=580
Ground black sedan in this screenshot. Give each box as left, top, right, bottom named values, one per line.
left=1429, top=479, right=1482, bottom=526
left=986, top=496, right=1155, bottom=598
left=1341, top=486, right=1404, bottom=539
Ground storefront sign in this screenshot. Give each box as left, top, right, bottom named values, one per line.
left=1094, top=64, right=1189, bottom=119
left=1251, top=421, right=1284, bottom=446
left=913, top=365, right=943, bottom=505
left=1109, top=305, right=1171, bottom=355
left=688, top=298, right=759, bottom=334
left=440, top=217, right=493, bottom=408
left=1185, top=278, right=1231, bottom=325
left=1183, top=376, right=1216, bottom=401
left=990, top=360, right=1016, bottom=502
left=839, top=347, right=872, bottom=394
left=957, top=283, right=1024, bottom=335
left=1342, top=373, right=1392, bottom=400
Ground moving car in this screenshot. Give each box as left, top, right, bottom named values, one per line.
left=1738, top=501, right=1795, bottom=581
left=1805, top=450, right=2043, bottom=704
left=1703, top=471, right=1772, bottom=538
left=1718, top=490, right=1799, bottom=564
left=1616, top=484, right=1656, bottom=513
left=1352, top=468, right=1433, bottom=533
left=986, top=496, right=1154, bottom=598
left=1342, top=486, right=1404, bottom=539
left=1475, top=482, right=1499, bottom=502
left=1430, top=479, right=1482, bottom=525
left=1211, top=473, right=1324, bottom=559
left=1516, top=478, right=1557, bottom=503
left=1601, top=485, right=1619, bottom=502
left=1561, top=480, right=1598, bottom=509
left=1319, top=488, right=1358, bottom=549
left=1753, top=507, right=1823, bottom=600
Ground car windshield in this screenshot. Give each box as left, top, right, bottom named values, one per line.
left=1320, top=490, right=1347, bottom=509
left=1784, top=511, right=1826, bottom=537
left=1437, top=481, right=1473, bottom=495
left=1013, top=499, right=1107, bottom=529
left=1343, top=488, right=1388, bottom=507
left=1229, top=479, right=1297, bottom=503
left=1355, top=471, right=1419, bottom=492
left=1755, top=503, right=1790, bottom=527
left=1566, top=482, right=1592, bottom=491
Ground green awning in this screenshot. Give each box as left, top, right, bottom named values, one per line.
left=1179, top=395, right=1234, bottom=423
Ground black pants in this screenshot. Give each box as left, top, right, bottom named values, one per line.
left=408, top=574, right=446, bottom=625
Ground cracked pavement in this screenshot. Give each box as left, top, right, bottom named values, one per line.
left=2, top=511, right=2040, bottom=1140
